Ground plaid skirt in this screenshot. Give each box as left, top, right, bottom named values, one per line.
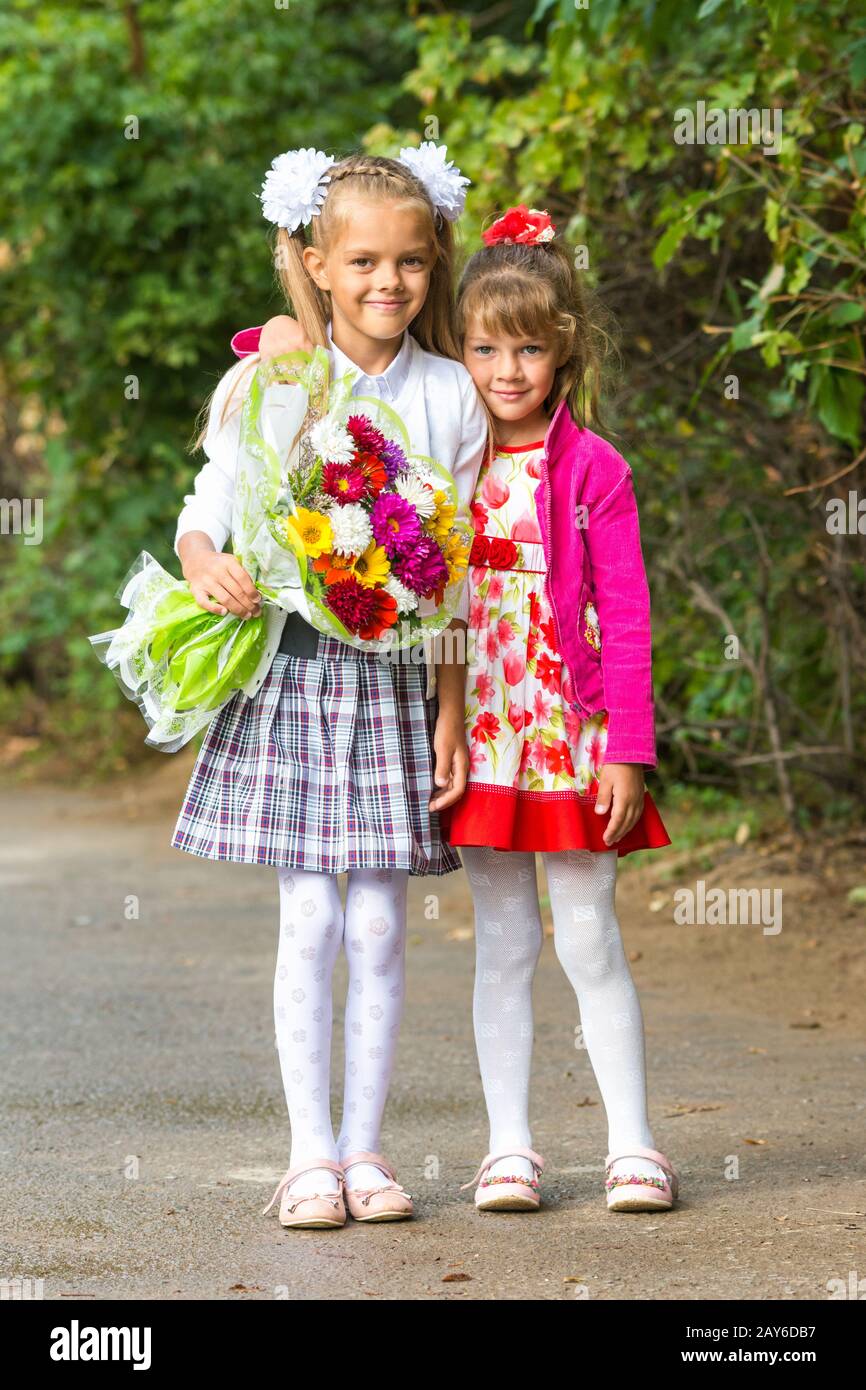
left=170, top=627, right=461, bottom=877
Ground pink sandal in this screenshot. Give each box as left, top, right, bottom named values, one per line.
left=605, top=1146, right=680, bottom=1212
left=460, top=1147, right=545, bottom=1211
left=341, top=1151, right=413, bottom=1222
left=262, top=1159, right=346, bottom=1229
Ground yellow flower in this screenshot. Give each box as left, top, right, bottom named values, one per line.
left=286, top=507, right=333, bottom=558
left=429, top=489, right=456, bottom=542
left=351, top=541, right=390, bottom=589
left=444, top=530, right=471, bottom=585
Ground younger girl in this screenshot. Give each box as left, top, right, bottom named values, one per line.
left=174, top=146, right=488, bottom=1228
left=444, top=205, right=678, bottom=1213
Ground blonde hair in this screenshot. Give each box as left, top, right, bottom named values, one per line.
left=455, top=234, right=619, bottom=437
left=190, top=151, right=463, bottom=453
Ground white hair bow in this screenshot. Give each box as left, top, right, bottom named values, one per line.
left=259, top=140, right=470, bottom=231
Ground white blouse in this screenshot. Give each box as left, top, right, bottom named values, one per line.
left=174, top=323, right=489, bottom=699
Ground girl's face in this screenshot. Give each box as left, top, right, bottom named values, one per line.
left=304, top=201, right=435, bottom=346
left=463, top=317, right=561, bottom=431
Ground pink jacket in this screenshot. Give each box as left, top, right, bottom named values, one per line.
left=230, top=327, right=658, bottom=766
left=536, top=399, right=657, bottom=767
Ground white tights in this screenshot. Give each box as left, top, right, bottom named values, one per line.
left=273, top=865, right=408, bottom=1195
left=460, top=845, right=664, bottom=1187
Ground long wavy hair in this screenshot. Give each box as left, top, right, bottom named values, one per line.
left=190, top=151, right=463, bottom=451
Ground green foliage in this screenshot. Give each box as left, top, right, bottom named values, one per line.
left=0, top=0, right=414, bottom=746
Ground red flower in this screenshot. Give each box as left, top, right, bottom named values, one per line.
left=535, top=652, right=562, bottom=693
left=469, top=534, right=490, bottom=565
left=540, top=616, right=558, bottom=651
left=482, top=205, right=556, bottom=247
left=470, top=711, right=501, bottom=744
left=544, top=739, right=574, bottom=775
left=324, top=576, right=398, bottom=639
left=470, top=500, right=489, bottom=533
left=487, top=537, right=518, bottom=569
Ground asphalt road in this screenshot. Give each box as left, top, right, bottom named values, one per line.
left=2, top=761, right=864, bottom=1300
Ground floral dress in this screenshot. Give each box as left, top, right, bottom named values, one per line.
left=438, top=441, right=671, bottom=856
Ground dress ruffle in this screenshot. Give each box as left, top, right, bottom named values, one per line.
left=440, top=784, right=671, bottom=857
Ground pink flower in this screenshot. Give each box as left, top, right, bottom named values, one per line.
left=511, top=513, right=542, bottom=542
left=564, top=707, right=584, bottom=744
left=525, top=453, right=544, bottom=479
left=497, top=617, right=515, bottom=647
left=502, top=649, right=526, bottom=686
left=531, top=689, right=552, bottom=724
left=481, top=474, right=509, bottom=509
left=527, top=734, right=547, bottom=773
left=589, top=732, right=605, bottom=770
left=468, top=741, right=486, bottom=773
left=474, top=671, right=495, bottom=707
left=507, top=700, right=525, bottom=732
left=469, top=595, right=489, bottom=629
left=486, top=574, right=504, bottom=603
left=486, top=628, right=501, bottom=660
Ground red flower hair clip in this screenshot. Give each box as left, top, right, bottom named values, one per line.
left=482, top=204, right=556, bottom=247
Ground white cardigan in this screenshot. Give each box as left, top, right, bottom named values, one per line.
left=174, top=327, right=489, bottom=701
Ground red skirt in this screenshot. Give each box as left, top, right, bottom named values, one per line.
left=439, top=783, right=671, bottom=857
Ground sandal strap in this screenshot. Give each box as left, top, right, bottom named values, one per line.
left=605, top=1147, right=679, bottom=1194
left=262, top=1159, right=345, bottom=1216
left=460, top=1146, right=545, bottom=1192
left=341, top=1150, right=396, bottom=1182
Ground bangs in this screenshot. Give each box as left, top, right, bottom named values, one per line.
left=458, top=273, right=559, bottom=343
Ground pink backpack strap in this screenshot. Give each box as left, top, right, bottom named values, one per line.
left=230, top=325, right=262, bottom=358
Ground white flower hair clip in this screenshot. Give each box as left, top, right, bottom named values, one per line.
left=259, top=141, right=470, bottom=231
left=259, top=147, right=336, bottom=232
left=397, top=141, right=471, bottom=222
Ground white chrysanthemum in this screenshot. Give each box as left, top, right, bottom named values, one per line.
left=397, top=142, right=470, bottom=222
left=393, top=471, right=437, bottom=519
left=260, top=148, right=336, bottom=232
left=308, top=416, right=354, bottom=463
left=385, top=574, right=420, bottom=614
left=328, top=502, right=372, bottom=556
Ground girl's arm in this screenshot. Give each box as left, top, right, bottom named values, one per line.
left=175, top=359, right=262, bottom=618
left=584, top=467, right=657, bottom=768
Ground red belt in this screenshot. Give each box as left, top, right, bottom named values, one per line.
left=469, top=533, right=546, bottom=574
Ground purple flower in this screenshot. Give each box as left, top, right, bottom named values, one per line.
left=392, top=534, right=449, bottom=598
left=371, top=492, right=422, bottom=557
left=380, top=439, right=407, bottom=483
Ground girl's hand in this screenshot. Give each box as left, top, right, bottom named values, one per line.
left=183, top=551, right=263, bottom=620
left=429, top=709, right=470, bottom=812
left=259, top=315, right=314, bottom=357
left=595, top=763, right=645, bottom=846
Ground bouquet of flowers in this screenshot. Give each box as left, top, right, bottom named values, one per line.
left=88, top=347, right=473, bottom=751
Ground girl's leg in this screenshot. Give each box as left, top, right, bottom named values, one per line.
left=540, top=848, right=666, bottom=1185
left=274, top=866, right=345, bottom=1195
left=336, top=866, right=410, bottom=1190
left=460, top=845, right=544, bottom=1184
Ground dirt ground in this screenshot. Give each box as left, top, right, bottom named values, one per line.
left=1, top=751, right=864, bottom=1301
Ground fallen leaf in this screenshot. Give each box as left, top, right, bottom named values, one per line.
left=743, top=1137, right=769, bottom=1146
left=442, top=1272, right=471, bottom=1282
left=734, top=822, right=750, bottom=846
